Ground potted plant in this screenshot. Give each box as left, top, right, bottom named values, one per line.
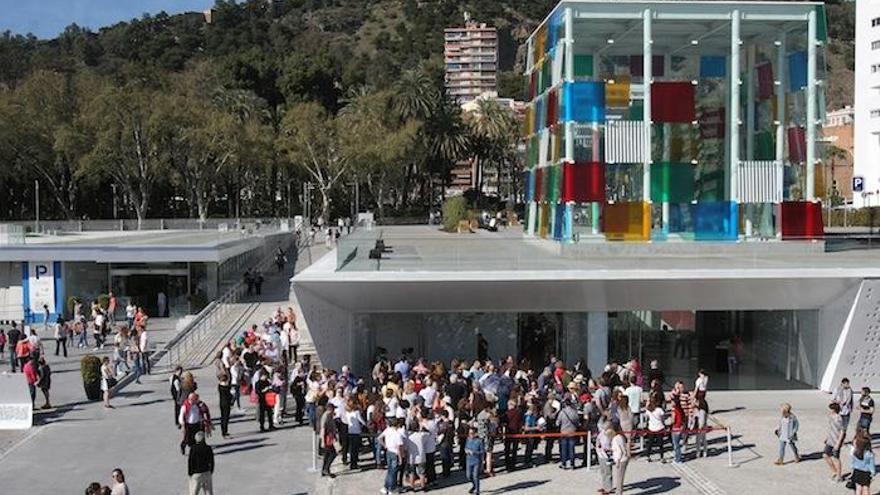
left=80, top=355, right=102, bottom=401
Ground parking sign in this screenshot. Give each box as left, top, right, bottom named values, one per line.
left=853, top=176, right=864, bottom=193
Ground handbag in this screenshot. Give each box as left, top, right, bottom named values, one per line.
left=265, top=391, right=278, bottom=407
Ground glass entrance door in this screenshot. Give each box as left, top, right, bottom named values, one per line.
left=517, top=313, right=563, bottom=369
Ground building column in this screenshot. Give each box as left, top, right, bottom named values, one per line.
left=587, top=312, right=609, bottom=373
left=746, top=45, right=756, bottom=161
left=775, top=32, right=787, bottom=239
left=642, top=8, right=653, bottom=204
left=806, top=8, right=817, bottom=201
left=729, top=9, right=741, bottom=203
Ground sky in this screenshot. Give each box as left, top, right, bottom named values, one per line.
left=0, top=0, right=216, bottom=39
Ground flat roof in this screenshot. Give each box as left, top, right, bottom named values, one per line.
left=0, top=229, right=290, bottom=263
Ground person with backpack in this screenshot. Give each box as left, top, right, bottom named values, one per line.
left=15, top=334, right=32, bottom=373
left=179, top=392, right=211, bottom=455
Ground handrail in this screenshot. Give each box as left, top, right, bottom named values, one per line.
left=161, top=234, right=297, bottom=368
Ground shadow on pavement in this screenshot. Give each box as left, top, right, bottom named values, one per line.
left=624, top=476, right=683, bottom=494
left=488, top=479, right=550, bottom=492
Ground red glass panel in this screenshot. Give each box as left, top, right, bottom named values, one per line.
left=781, top=201, right=824, bottom=240
left=562, top=161, right=605, bottom=202
left=788, top=127, right=806, bottom=163
left=546, top=88, right=558, bottom=128
left=651, top=82, right=695, bottom=123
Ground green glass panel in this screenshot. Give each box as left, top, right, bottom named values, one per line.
left=629, top=101, right=644, bottom=121
left=547, top=165, right=560, bottom=202
left=574, top=54, right=593, bottom=77
left=815, top=5, right=827, bottom=43
left=542, top=59, right=552, bottom=92
left=650, top=162, right=695, bottom=203
left=755, top=132, right=775, bottom=160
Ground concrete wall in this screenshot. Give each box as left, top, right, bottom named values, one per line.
left=0, top=262, right=23, bottom=321
left=294, top=286, right=354, bottom=372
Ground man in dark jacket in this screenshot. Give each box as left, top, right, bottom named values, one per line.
left=188, top=431, right=214, bottom=495
left=6, top=323, right=21, bottom=372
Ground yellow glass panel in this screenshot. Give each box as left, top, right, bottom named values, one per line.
left=606, top=75, right=631, bottom=108
left=603, top=201, right=650, bottom=241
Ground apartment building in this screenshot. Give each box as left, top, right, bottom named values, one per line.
left=444, top=19, right=498, bottom=103
left=855, top=0, right=880, bottom=206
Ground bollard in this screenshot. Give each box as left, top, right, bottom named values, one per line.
left=726, top=426, right=734, bottom=467
left=307, top=431, right=319, bottom=473
left=586, top=430, right=592, bottom=470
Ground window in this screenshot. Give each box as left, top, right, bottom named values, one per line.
left=873, top=40, right=880, bottom=50
left=871, top=109, right=880, bottom=118
left=874, top=17, right=880, bottom=27
left=873, top=64, right=880, bottom=74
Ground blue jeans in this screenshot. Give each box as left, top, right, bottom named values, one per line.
left=374, top=437, right=385, bottom=466
left=385, top=452, right=399, bottom=492
left=466, top=460, right=481, bottom=493
left=778, top=440, right=799, bottom=460
left=131, top=355, right=142, bottom=382
left=78, top=331, right=88, bottom=347
left=858, top=416, right=872, bottom=432
left=672, top=432, right=683, bottom=463
left=559, top=437, right=576, bottom=467
left=306, top=403, right=317, bottom=428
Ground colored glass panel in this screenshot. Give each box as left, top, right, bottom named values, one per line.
left=553, top=202, right=565, bottom=240
left=574, top=54, right=593, bottom=78
left=755, top=132, right=775, bottom=161
left=535, top=95, right=545, bottom=133
left=539, top=203, right=550, bottom=238
left=781, top=201, right=824, bottom=239
left=699, top=56, right=726, bottom=78
left=541, top=58, right=552, bottom=93
left=563, top=81, right=605, bottom=123
left=629, top=55, right=665, bottom=78
left=533, top=24, right=547, bottom=67
left=546, top=88, right=558, bottom=127
left=650, top=162, right=695, bottom=203
left=603, top=201, right=650, bottom=241
left=629, top=101, right=644, bottom=121
left=757, top=63, right=774, bottom=100
left=788, top=127, right=806, bottom=163
left=548, top=10, right=563, bottom=48
left=529, top=71, right=537, bottom=100
left=652, top=82, right=695, bottom=123
left=788, top=51, right=807, bottom=92
left=525, top=169, right=535, bottom=202
left=563, top=161, right=605, bottom=203
left=693, top=201, right=738, bottom=241
left=606, top=76, right=630, bottom=107
left=535, top=167, right=545, bottom=202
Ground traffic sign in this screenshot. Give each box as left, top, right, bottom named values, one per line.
left=853, top=176, right=864, bottom=193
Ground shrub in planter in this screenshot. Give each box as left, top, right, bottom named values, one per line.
left=442, top=196, right=468, bottom=232
left=80, top=355, right=102, bottom=401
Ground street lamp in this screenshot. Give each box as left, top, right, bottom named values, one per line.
left=34, top=179, right=39, bottom=233
left=286, top=179, right=296, bottom=219
left=347, top=181, right=360, bottom=220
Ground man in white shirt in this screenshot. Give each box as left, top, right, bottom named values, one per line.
left=419, top=380, right=437, bottom=407
left=379, top=419, right=406, bottom=495
left=139, top=328, right=151, bottom=375
left=623, top=379, right=643, bottom=427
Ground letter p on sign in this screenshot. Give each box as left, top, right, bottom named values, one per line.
left=35, top=264, right=48, bottom=279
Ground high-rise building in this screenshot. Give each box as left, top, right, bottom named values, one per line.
left=855, top=0, right=880, bottom=206
left=822, top=106, right=854, bottom=203
left=444, top=18, right=498, bottom=103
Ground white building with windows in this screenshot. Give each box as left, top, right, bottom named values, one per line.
left=855, top=0, right=880, bottom=206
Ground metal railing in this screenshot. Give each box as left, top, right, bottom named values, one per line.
left=159, top=234, right=296, bottom=368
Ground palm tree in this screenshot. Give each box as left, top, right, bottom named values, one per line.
left=465, top=98, right=518, bottom=205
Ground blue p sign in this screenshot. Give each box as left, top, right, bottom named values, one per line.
left=853, top=176, right=864, bottom=193
left=35, top=264, right=48, bottom=279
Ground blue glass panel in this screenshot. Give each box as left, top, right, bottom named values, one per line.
left=788, top=51, right=807, bottom=92
left=525, top=170, right=535, bottom=202
left=548, top=10, right=563, bottom=48
left=553, top=202, right=565, bottom=240
left=694, top=201, right=738, bottom=241
left=562, top=81, right=605, bottom=123
left=535, top=95, right=545, bottom=132
left=699, top=56, right=726, bottom=78
left=562, top=203, right=573, bottom=242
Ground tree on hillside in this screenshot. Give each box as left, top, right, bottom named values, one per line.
left=465, top=98, right=520, bottom=204
left=279, top=102, right=349, bottom=224
left=79, top=84, right=166, bottom=228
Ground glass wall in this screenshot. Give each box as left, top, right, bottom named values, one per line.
left=608, top=309, right=819, bottom=389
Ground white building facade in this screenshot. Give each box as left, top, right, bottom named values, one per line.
left=855, top=0, right=880, bottom=206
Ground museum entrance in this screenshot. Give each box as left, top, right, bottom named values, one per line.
left=517, top=313, right=564, bottom=370
left=110, top=265, right=190, bottom=318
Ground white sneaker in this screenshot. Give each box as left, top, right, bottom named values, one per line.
left=380, top=490, right=389, bottom=495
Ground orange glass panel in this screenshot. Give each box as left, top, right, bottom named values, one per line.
left=605, top=75, right=631, bottom=108
left=603, top=201, right=650, bottom=241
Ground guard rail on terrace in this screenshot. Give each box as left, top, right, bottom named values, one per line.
left=10, top=217, right=294, bottom=233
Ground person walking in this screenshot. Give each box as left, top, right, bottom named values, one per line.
left=179, top=392, right=211, bottom=455
left=107, top=292, right=117, bottom=325
left=379, top=418, right=405, bottom=494
left=125, top=301, right=136, bottom=329
left=344, top=398, right=366, bottom=470
left=170, top=366, right=183, bottom=426
left=42, top=304, right=51, bottom=333
left=36, top=356, right=52, bottom=409
left=595, top=424, right=614, bottom=494
left=832, top=378, right=854, bottom=439
left=823, top=402, right=845, bottom=482
left=188, top=431, right=214, bottom=495
left=850, top=434, right=876, bottom=495
left=465, top=426, right=486, bottom=495
left=139, top=327, right=151, bottom=375
left=54, top=316, right=68, bottom=357
left=611, top=426, right=630, bottom=495
left=218, top=373, right=232, bottom=438
left=23, top=356, right=38, bottom=406
left=557, top=398, right=579, bottom=470
left=6, top=323, right=21, bottom=372
left=774, top=403, right=800, bottom=465
left=101, top=357, right=115, bottom=408
left=857, top=387, right=874, bottom=434
left=320, top=402, right=338, bottom=478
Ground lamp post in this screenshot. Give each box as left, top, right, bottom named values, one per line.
left=34, top=179, right=40, bottom=233
left=347, top=181, right=359, bottom=220
left=286, top=179, right=295, bottom=219
left=111, top=183, right=118, bottom=219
